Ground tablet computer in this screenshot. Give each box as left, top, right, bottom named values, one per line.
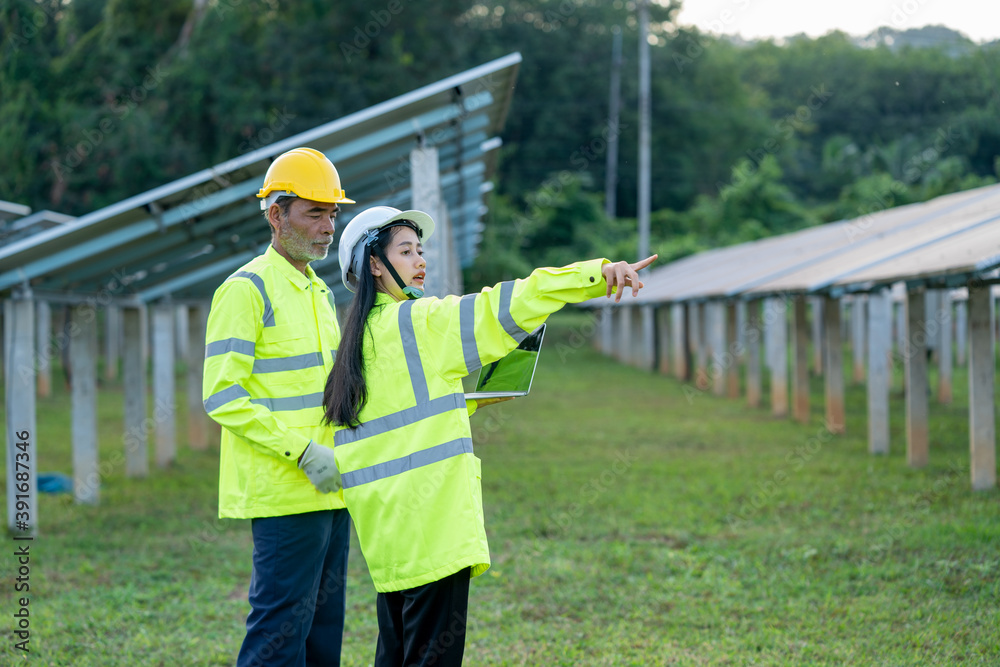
left=465, top=324, right=546, bottom=399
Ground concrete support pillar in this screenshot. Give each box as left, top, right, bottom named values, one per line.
left=955, top=298, right=967, bottom=366
left=656, top=306, right=670, bottom=375
left=690, top=302, right=708, bottom=390
left=852, top=296, right=866, bottom=384
left=104, top=304, right=120, bottom=381
left=792, top=295, right=810, bottom=423
left=735, top=300, right=747, bottom=363
left=174, top=304, right=189, bottom=364
left=867, top=290, right=892, bottom=455
left=841, top=299, right=850, bottom=343
left=187, top=304, right=209, bottom=450
left=938, top=290, right=953, bottom=404
left=745, top=299, right=762, bottom=409
left=639, top=305, right=655, bottom=371
left=36, top=300, right=52, bottom=398
left=895, top=294, right=906, bottom=357
left=967, top=284, right=996, bottom=491
left=442, top=209, right=463, bottom=296
left=905, top=289, right=929, bottom=468
left=725, top=302, right=740, bottom=398
left=764, top=300, right=774, bottom=371
left=811, top=296, right=823, bottom=375
left=671, top=303, right=688, bottom=381
left=151, top=303, right=176, bottom=468
left=925, top=290, right=940, bottom=363
left=70, top=305, right=100, bottom=505
left=630, top=307, right=643, bottom=369
left=823, top=295, right=846, bottom=434
left=412, top=146, right=459, bottom=296
left=122, top=307, right=149, bottom=478
left=766, top=297, right=789, bottom=417
left=599, top=306, right=613, bottom=356
left=5, top=294, right=38, bottom=534
left=139, top=302, right=150, bottom=367
left=710, top=302, right=726, bottom=396
left=615, top=307, right=631, bottom=364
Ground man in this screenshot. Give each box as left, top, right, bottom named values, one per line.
left=203, top=147, right=353, bottom=666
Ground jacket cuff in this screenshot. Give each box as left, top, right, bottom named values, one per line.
left=582, top=258, right=611, bottom=296
left=291, top=438, right=312, bottom=465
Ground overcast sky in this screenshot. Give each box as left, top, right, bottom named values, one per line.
left=674, top=0, right=998, bottom=43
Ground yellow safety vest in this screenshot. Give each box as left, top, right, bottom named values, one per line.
left=203, top=245, right=345, bottom=518
left=334, top=259, right=609, bottom=592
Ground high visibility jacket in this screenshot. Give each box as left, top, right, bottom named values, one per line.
left=334, top=259, right=609, bottom=592
left=203, top=245, right=346, bottom=519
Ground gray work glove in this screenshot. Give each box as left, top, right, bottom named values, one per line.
left=298, top=441, right=342, bottom=493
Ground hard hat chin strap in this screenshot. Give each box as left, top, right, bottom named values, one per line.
left=370, top=244, right=423, bottom=299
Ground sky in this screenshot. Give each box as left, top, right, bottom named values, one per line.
left=673, top=0, right=999, bottom=43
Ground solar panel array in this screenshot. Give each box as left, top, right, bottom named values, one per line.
left=622, top=182, right=1000, bottom=305
left=0, top=53, right=522, bottom=305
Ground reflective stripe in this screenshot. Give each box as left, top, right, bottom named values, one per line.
left=232, top=270, right=275, bottom=327
left=205, top=338, right=255, bottom=358
left=498, top=280, right=530, bottom=343
left=335, top=393, right=466, bottom=446
left=250, top=392, right=324, bottom=412
left=253, top=351, right=324, bottom=374
left=331, top=349, right=337, bottom=364
left=459, top=294, right=481, bottom=374
left=341, top=438, right=474, bottom=489
left=399, top=301, right=429, bottom=403
left=204, top=385, right=250, bottom=412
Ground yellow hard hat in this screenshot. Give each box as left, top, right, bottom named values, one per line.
left=256, top=147, right=355, bottom=205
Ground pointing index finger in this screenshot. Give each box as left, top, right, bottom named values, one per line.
left=631, top=254, right=658, bottom=272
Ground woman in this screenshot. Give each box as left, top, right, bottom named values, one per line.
left=323, top=205, right=654, bottom=666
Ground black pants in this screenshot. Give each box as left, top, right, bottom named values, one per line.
left=237, top=509, right=351, bottom=667
left=374, top=567, right=471, bottom=667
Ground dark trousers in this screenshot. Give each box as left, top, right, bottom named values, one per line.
left=374, top=567, right=471, bottom=667
left=237, top=509, right=351, bottom=667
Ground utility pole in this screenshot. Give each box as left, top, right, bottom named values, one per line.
left=637, top=0, right=651, bottom=269
left=605, top=26, right=623, bottom=220
left=637, top=0, right=655, bottom=370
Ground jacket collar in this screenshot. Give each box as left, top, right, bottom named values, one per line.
left=264, top=244, right=319, bottom=291
left=374, top=291, right=399, bottom=306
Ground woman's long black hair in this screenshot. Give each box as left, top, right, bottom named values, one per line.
left=323, top=224, right=403, bottom=428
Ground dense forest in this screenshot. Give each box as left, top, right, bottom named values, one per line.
left=2, top=0, right=999, bottom=284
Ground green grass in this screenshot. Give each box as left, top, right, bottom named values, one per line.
left=1, top=310, right=998, bottom=665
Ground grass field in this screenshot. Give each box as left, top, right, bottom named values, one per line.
left=1, top=310, right=998, bottom=665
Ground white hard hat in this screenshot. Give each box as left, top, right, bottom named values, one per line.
left=338, top=206, right=435, bottom=292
